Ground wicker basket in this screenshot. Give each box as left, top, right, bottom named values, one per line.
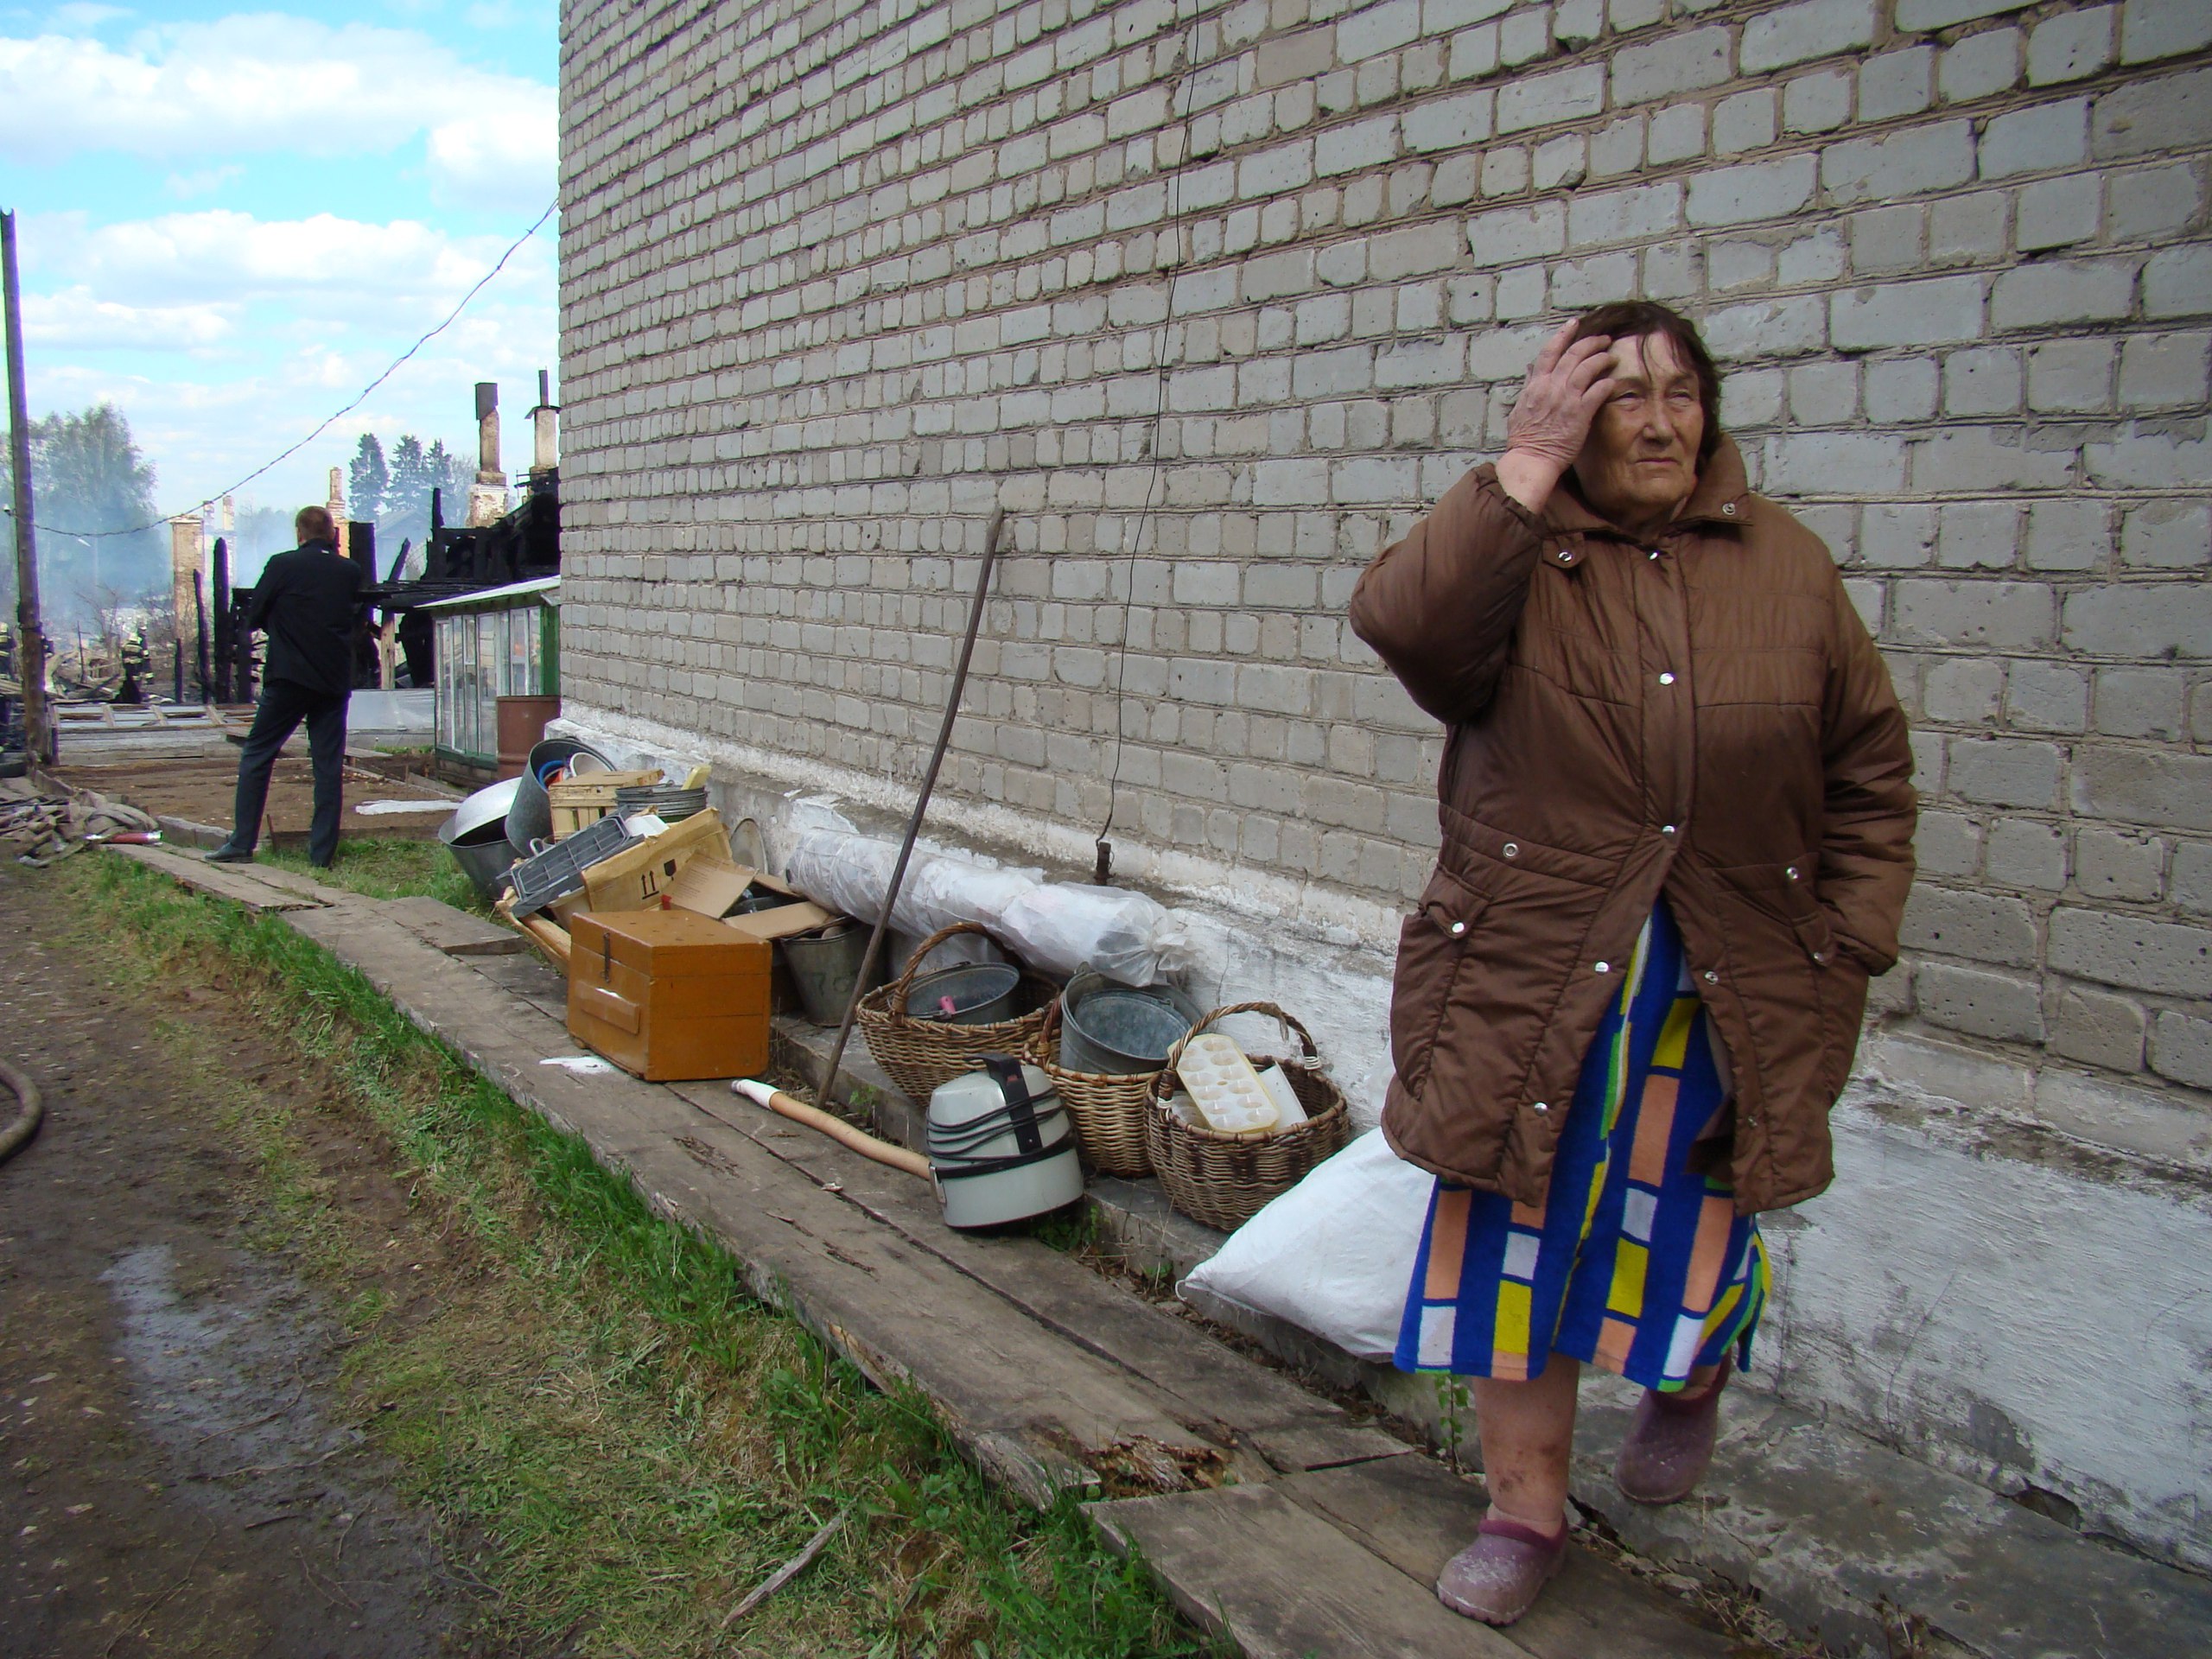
left=1146, top=1001, right=1351, bottom=1232
left=855, top=920, right=1056, bottom=1103
left=1027, top=1001, right=1159, bottom=1179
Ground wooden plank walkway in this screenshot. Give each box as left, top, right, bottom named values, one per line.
left=109, top=843, right=323, bottom=911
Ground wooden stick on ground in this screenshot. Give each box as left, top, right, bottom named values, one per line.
left=718, top=1511, right=844, bottom=1630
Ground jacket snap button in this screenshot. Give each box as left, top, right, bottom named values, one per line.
left=1723, top=503, right=1737, bottom=516
left=1502, top=842, right=1518, bottom=857
left=1785, top=866, right=1800, bottom=880
left=1531, top=1101, right=1548, bottom=1115
left=1701, top=969, right=1719, bottom=983
left=1814, top=950, right=1829, bottom=964
left=1558, top=551, right=1572, bottom=563
left=1745, top=1113, right=1758, bottom=1127
left=1450, top=920, right=1466, bottom=936
left=1647, top=550, right=1659, bottom=561
left=1661, top=824, right=1677, bottom=836
left=1658, top=671, right=1675, bottom=686
left=1594, top=961, right=1610, bottom=974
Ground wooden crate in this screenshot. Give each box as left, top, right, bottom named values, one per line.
left=547, top=769, right=663, bottom=838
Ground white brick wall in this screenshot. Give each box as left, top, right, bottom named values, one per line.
left=558, top=0, right=2211, bottom=1147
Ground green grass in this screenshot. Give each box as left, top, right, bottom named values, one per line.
left=257, top=835, right=490, bottom=912
left=70, top=852, right=1220, bottom=1659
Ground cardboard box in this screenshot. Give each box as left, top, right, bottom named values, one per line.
left=566, top=908, right=772, bottom=1081
left=577, top=808, right=732, bottom=912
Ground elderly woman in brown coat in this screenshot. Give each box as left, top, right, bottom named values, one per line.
left=1349, top=301, right=1916, bottom=1626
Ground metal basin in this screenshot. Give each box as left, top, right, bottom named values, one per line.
left=615, top=784, right=709, bottom=822
left=1060, top=970, right=1202, bottom=1074
left=906, top=960, right=1021, bottom=1026
left=438, top=777, right=524, bottom=899
left=442, top=775, right=522, bottom=845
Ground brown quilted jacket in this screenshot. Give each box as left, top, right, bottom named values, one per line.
left=1348, top=438, right=1916, bottom=1216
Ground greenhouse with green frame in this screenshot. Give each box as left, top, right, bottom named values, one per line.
left=426, top=577, right=559, bottom=772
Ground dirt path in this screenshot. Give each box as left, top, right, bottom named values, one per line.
left=0, top=859, right=480, bottom=1656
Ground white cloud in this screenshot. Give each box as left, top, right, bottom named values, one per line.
left=427, top=109, right=556, bottom=214
left=45, top=3, right=131, bottom=29
left=0, top=15, right=555, bottom=209
left=163, top=162, right=243, bottom=200
left=24, top=285, right=233, bottom=350
left=24, top=207, right=552, bottom=316
left=21, top=205, right=556, bottom=516
left=35, top=303, right=556, bottom=518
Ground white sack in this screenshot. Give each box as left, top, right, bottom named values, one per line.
left=1177, top=1128, right=1434, bottom=1362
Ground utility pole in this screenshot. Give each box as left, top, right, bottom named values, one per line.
left=2, top=209, right=52, bottom=765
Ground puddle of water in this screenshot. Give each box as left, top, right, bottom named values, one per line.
left=101, top=1242, right=359, bottom=1491
left=97, top=1243, right=466, bottom=1655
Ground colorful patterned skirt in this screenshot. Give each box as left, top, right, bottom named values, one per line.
left=1395, top=899, right=1768, bottom=1391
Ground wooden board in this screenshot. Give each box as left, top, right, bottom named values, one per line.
left=672, top=1079, right=1408, bottom=1476
left=1277, top=1458, right=1741, bottom=1658
left=105, top=842, right=322, bottom=911
left=380, top=893, right=527, bottom=957
left=1090, top=1481, right=1528, bottom=1658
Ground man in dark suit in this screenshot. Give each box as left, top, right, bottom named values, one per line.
left=207, top=505, right=365, bottom=868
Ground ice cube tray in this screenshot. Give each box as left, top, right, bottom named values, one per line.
left=1173, top=1032, right=1279, bottom=1133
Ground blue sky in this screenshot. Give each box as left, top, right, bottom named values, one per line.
left=3, top=0, right=557, bottom=543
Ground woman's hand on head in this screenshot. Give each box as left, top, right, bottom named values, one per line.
left=1497, top=321, right=1617, bottom=514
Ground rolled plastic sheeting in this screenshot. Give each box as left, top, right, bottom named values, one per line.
left=783, top=820, right=1179, bottom=987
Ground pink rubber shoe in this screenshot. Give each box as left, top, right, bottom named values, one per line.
left=1435, top=1513, right=1568, bottom=1626
left=1615, top=1357, right=1732, bottom=1505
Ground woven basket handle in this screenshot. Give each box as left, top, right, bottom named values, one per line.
left=1027, top=996, right=1065, bottom=1062
left=1162, top=1000, right=1319, bottom=1073
left=887, top=918, right=1006, bottom=1006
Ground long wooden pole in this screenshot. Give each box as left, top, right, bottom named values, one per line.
left=817, top=507, right=1006, bottom=1114
left=2, top=209, right=51, bottom=765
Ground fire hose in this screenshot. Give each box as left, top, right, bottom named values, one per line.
left=0, top=1058, right=43, bottom=1166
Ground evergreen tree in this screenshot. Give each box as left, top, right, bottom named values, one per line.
left=368, top=433, right=474, bottom=561
left=347, top=432, right=391, bottom=524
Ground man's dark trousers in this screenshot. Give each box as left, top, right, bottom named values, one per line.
left=230, top=679, right=348, bottom=866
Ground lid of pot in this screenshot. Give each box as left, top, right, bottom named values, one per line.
left=926, top=1062, right=1058, bottom=1134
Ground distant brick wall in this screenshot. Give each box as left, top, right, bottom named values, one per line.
left=558, top=0, right=2211, bottom=1141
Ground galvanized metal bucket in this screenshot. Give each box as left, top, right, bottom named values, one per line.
left=778, top=922, right=890, bottom=1027
left=505, top=736, right=613, bottom=849
left=905, top=959, right=1021, bottom=1026
left=1058, top=969, right=1202, bottom=1075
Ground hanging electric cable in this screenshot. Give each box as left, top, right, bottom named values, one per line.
left=1095, top=0, right=1209, bottom=882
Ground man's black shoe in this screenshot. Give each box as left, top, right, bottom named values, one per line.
left=204, top=842, right=255, bottom=864
left=309, top=858, right=336, bottom=871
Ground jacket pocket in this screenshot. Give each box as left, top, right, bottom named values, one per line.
left=1714, top=861, right=1834, bottom=965
left=1709, top=860, right=1861, bottom=1113
left=1389, top=868, right=1490, bottom=1100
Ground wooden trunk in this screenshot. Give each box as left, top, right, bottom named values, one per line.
left=566, top=909, right=772, bottom=1081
